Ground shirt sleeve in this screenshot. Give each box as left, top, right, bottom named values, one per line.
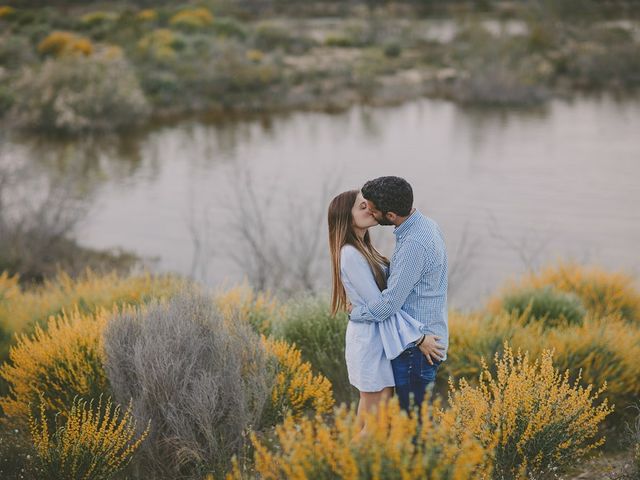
left=349, top=239, right=429, bottom=323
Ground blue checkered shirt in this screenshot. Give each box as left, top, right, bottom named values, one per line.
left=349, top=209, right=449, bottom=360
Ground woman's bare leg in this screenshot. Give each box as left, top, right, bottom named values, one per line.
left=353, top=387, right=393, bottom=442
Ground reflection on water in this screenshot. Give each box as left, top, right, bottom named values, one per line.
left=2, top=94, right=639, bottom=308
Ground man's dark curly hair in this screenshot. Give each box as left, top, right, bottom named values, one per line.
left=361, top=176, right=413, bottom=216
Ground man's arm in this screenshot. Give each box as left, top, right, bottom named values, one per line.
left=349, top=239, right=429, bottom=323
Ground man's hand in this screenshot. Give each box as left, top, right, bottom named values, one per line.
left=417, top=335, right=445, bottom=365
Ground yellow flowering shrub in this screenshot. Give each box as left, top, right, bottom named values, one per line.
left=246, top=49, right=264, bottom=63
left=229, top=397, right=491, bottom=480
left=0, top=269, right=184, bottom=340
left=169, top=7, right=214, bottom=30
left=443, top=343, right=613, bottom=479
left=0, top=271, right=20, bottom=303
left=262, top=337, right=334, bottom=423
left=0, top=306, right=126, bottom=425
left=29, top=395, right=149, bottom=480
left=100, top=44, right=124, bottom=60
left=0, top=6, right=15, bottom=19
left=444, top=311, right=640, bottom=426
left=439, top=310, right=518, bottom=384
left=137, top=28, right=178, bottom=60
left=38, top=31, right=94, bottom=57
left=518, top=316, right=640, bottom=417
left=136, top=9, right=158, bottom=22
left=489, top=262, right=640, bottom=322
left=80, top=11, right=118, bottom=26
left=215, top=283, right=284, bottom=335
left=0, top=273, right=19, bottom=371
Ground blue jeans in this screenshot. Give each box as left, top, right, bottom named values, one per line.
left=391, top=346, right=442, bottom=413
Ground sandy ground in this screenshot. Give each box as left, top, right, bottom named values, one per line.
left=561, top=451, right=637, bottom=480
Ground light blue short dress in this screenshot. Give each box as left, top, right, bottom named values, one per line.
left=341, top=244, right=424, bottom=392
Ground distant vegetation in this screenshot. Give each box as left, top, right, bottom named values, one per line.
left=0, top=1, right=639, bottom=132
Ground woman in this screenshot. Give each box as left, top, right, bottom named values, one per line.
left=328, top=189, right=425, bottom=435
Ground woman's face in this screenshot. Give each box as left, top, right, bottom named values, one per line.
left=351, top=191, right=378, bottom=229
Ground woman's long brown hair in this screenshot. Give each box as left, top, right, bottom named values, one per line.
left=328, top=190, right=389, bottom=316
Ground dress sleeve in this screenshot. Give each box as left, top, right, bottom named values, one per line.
left=341, top=246, right=423, bottom=360
left=340, top=246, right=387, bottom=304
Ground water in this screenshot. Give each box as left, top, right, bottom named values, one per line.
left=3, top=94, right=639, bottom=308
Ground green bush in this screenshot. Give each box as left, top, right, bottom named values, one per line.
left=79, top=11, right=119, bottom=27
left=0, top=34, right=37, bottom=69
left=342, top=19, right=376, bottom=47
left=383, top=41, right=401, bottom=58
left=138, top=69, right=180, bottom=106
left=563, top=41, right=640, bottom=89
left=0, top=83, right=13, bottom=117
left=10, top=51, right=150, bottom=132
left=273, top=297, right=357, bottom=405
left=136, top=29, right=282, bottom=107
left=212, top=17, right=248, bottom=40
left=77, top=11, right=119, bottom=40
left=325, top=35, right=356, bottom=47
left=501, top=286, right=587, bottom=328
left=252, top=21, right=314, bottom=54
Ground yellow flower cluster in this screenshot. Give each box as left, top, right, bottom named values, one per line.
left=38, top=31, right=94, bottom=57
left=444, top=312, right=640, bottom=421
left=80, top=11, right=119, bottom=25
left=0, top=269, right=184, bottom=340
left=228, top=398, right=491, bottom=480
left=29, top=395, right=149, bottom=479
left=136, top=9, right=158, bottom=22
left=0, top=306, right=126, bottom=425
left=215, top=283, right=284, bottom=334
left=441, top=310, right=516, bottom=381
left=246, top=49, right=264, bottom=63
left=0, top=270, right=20, bottom=301
left=489, top=262, right=640, bottom=322
left=443, top=343, right=613, bottom=478
left=137, top=28, right=178, bottom=60
left=262, top=337, right=334, bottom=421
left=169, top=7, right=214, bottom=29
left=0, top=5, right=15, bottom=18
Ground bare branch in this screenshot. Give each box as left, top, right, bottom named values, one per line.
left=486, top=212, right=552, bottom=272
left=447, top=221, right=480, bottom=299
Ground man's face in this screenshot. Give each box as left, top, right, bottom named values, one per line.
left=366, top=200, right=393, bottom=225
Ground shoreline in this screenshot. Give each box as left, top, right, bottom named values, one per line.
left=1, top=6, right=639, bottom=135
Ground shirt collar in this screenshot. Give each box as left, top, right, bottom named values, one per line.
left=394, top=209, right=421, bottom=239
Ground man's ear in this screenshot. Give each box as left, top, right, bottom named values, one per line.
left=386, top=212, right=397, bottom=223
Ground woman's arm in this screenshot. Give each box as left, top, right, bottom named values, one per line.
left=341, top=247, right=423, bottom=356
left=342, top=246, right=444, bottom=362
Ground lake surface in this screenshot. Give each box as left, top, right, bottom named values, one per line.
left=3, top=95, right=639, bottom=308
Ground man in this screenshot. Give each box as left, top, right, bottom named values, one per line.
left=349, top=176, right=449, bottom=412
